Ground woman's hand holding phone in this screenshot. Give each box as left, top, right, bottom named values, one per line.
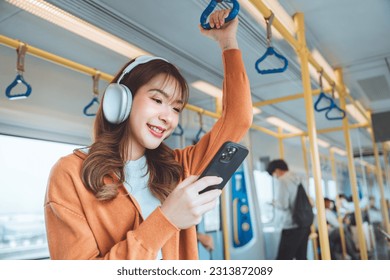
left=160, top=175, right=222, bottom=229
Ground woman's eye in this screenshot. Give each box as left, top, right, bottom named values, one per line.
left=173, top=107, right=181, bottom=113
left=152, top=98, right=162, bottom=104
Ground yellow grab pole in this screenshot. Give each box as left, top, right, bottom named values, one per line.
left=300, top=137, right=310, bottom=191
left=300, top=136, right=319, bottom=260
left=251, top=124, right=280, bottom=138
left=216, top=97, right=231, bottom=260
left=253, top=88, right=331, bottom=107
left=335, top=68, right=368, bottom=259
left=329, top=150, right=348, bottom=259
left=281, top=122, right=369, bottom=139
left=278, top=127, right=284, bottom=158
left=295, top=13, right=330, bottom=260
left=382, top=144, right=390, bottom=191
left=370, top=127, right=390, bottom=235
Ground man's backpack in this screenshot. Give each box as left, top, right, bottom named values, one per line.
left=292, top=183, right=314, bottom=227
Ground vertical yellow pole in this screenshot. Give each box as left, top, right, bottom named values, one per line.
left=335, top=68, right=368, bottom=259
left=329, top=150, right=348, bottom=259
left=382, top=143, right=390, bottom=192
left=370, top=127, right=390, bottom=235
left=278, top=127, right=284, bottom=159
left=300, top=136, right=319, bottom=260
left=216, top=97, right=231, bottom=260
left=294, top=13, right=330, bottom=260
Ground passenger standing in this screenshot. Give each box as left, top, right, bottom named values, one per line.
left=266, top=159, right=311, bottom=260
left=44, top=10, right=252, bottom=260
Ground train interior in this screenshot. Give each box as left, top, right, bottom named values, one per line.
left=0, top=0, right=389, bottom=260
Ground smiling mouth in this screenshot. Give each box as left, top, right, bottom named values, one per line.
left=147, top=124, right=166, bottom=136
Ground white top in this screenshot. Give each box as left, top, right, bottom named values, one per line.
left=123, top=155, right=162, bottom=260
left=273, top=171, right=301, bottom=229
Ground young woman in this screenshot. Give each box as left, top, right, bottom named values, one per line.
left=44, top=10, right=252, bottom=260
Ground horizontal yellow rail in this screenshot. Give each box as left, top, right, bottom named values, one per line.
left=253, top=87, right=331, bottom=107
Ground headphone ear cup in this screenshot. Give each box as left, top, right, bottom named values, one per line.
left=103, top=83, right=132, bottom=124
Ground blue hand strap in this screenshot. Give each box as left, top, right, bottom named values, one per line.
left=325, top=104, right=346, bottom=120
left=314, top=92, right=334, bottom=112
left=314, top=92, right=346, bottom=120
left=83, top=96, right=100, bottom=117
left=255, top=47, right=289, bottom=74
left=200, top=0, right=240, bottom=30
left=195, top=127, right=207, bottom=142
left=172, top=124, right=184, bottom=136
left=5, top=74, right=32, bottom=100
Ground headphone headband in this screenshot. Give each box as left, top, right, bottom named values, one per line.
left=117, top=55, right=168, bottom=84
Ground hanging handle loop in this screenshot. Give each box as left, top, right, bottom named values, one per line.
left=195, top=112, right=207, bottom=142
left=6, top=43, right=32, bottom=100
left=326, top=82, right=346, bottom=120
left=314, top=70, right=331, bottom=112
left=83, top=71, right=101, bottom=117
left=200, top=0, right=240, bottom=30
left=255, top=13, right=288, bottom=74
left=172, top=123, right=184, bottom=136
left=314, top=73, right=346, bottom=120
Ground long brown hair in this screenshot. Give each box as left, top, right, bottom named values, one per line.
left=81, top=58, right=189, bottom=201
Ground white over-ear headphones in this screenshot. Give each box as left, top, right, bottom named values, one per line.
left=102, top=55, right=168, bottom=124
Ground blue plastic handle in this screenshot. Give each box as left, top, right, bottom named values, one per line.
left=314, top=92, right=346, bottom=120
left=325, top=105, right=346, bottom=121
left=83, top=96, right=100, bottom=117
left=200, top=0, right=240, bottom=30
left=314, top=92, right=335, bottom=112
left=255, top=47, right=288, bottom=74
left=195, top=127, right=207, bottom=142
left=172, top=124, right=184, bottom=136
left=5, top=74, right=32, bottom=100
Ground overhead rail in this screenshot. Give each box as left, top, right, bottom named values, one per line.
left=253, top=87, right=332, bottom=107
left=281, top=122, right=370, bottom=139
left=248, top=0, right=369, bottom=123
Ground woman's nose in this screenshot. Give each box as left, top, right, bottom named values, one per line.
left=158, top=105, right=174, bottom=124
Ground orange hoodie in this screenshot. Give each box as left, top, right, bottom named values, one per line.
left=44, top=49, right=252, bottom=260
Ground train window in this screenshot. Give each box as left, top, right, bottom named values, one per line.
left=326, top=180, right=337, bottom=200
left=308, top=177, right=325, bottom=203
left=0, top=134, right=82, bottom=259
left=253, top=170, right=274, bottom=223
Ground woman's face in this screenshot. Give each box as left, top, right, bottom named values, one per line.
left=128, top=74, right=183, bottom=159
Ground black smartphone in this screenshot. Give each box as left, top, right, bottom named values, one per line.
left=198, top=141, right=249, bottom=194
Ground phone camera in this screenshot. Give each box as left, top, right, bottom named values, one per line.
left=227, top=147, right=237, bottom=155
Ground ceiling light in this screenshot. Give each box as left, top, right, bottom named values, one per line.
left=252, top=107, right=262, bottom=115
left=266, top=117, right=303, bottom=133
left=331, top=147, right=347, bottom=156
left=317, top=138, right=330, bottom=148
left=192, top=80, right=261, bottom=114
left=346, top=104, right=367, bottom=124
left=191, top=80, right=222, bottom=99
left=6, top=0, right=147, bottom=58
